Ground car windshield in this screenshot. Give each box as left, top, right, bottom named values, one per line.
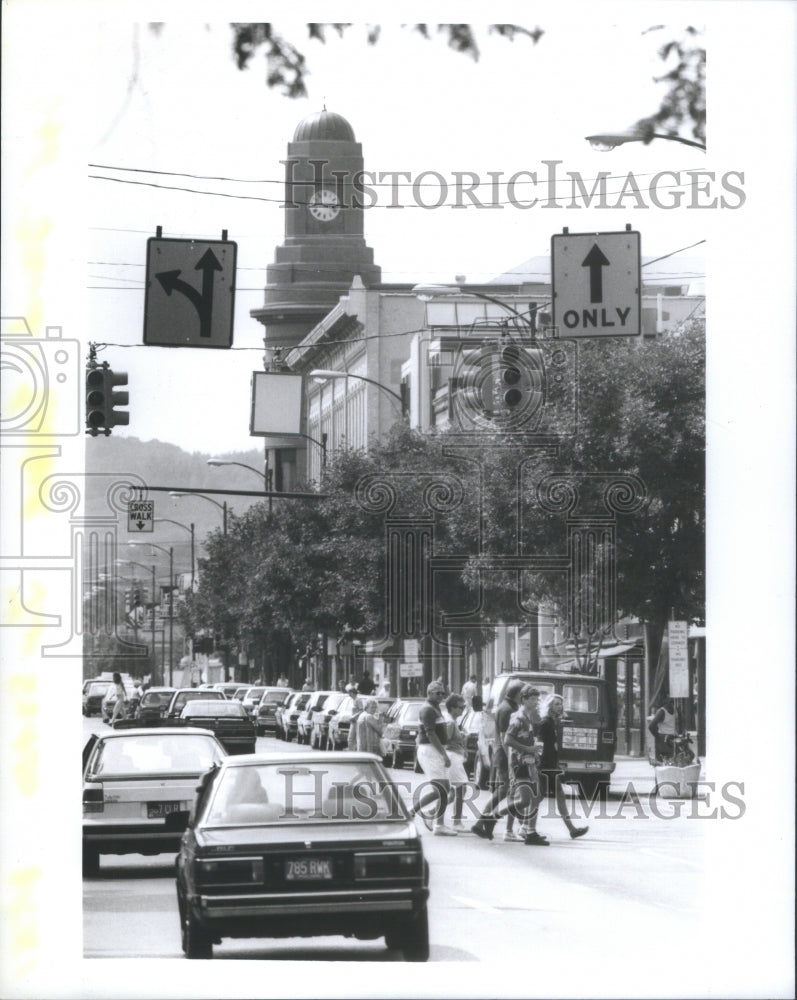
left=246, top=688, right=266, bottom=700
left=324, top=692, right=346, bottom=711
left=88, top=683, right=111, bottom=696
left=182, top=701, right=246, bottom=718
left=262, top=691, right=290, bottom=705
left=204, top=760, right=406, bottom=826
left=89, top=734, right=223, bottom=777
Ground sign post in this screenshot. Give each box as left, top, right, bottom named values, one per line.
left=667, top=620, right=690, bottom=698
left=551, top=229, right=641, bottom=337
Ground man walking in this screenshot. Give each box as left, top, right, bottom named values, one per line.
left=414, top=681, right=457, bottom=836
left=471, top=678, right=525, bottom=841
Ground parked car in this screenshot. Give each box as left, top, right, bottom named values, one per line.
left=167, top=688, right=226, bottom=720
left=175, top=752, right=430, bottom=960
left=83, top=680, right=112, bottom=717
left=210, top=682, right=245, bottom=699
left=82, top=727, right=226, bottom=876
left=232, top=687, right=251, bottom=702
left=375, top=696, right=397, bottom=721
left=241, top=687, right=267, bottom=718
left=180, top=700, right=257, bottom=755
left=381, top=699, right=426, bottom=769
left=478, top=671, right=618, bottom=798
left=134, top=687, right=177, bottom=724
left=326, top=695, right=362, bottom=750
left=254, top=687, right=294, bottom=736
left=311, top=691, right=348, bottom=749
left=274, top=691, right=310, bottom=741
left=295, top=691, right=331, bottom=745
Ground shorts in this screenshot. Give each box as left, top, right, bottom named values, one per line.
left=416, top=743, right=449, bottom=781
left=447, top=750, right=468, bottom=786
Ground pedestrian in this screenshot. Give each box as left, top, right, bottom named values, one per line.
left=536, top=693, right=589, bottom=841
left=504, top=686, right=549, bottom=844
left=461, top=674, right=478, bottom=710
left=648, top=696, right=679, bottom=761
left=347, top=698, right=364, bottom=750
left=276, top=673, right=289, bottom=688
left=481, top=676, right=492, bottom=708
left=414, top=680, right=457, bottom=836
left=357, top=670, right=375, bottom=696
left=413, top=694, right=470, bottom=831
left=377, top=678, right=391, bottom=697
left=301, top=676, right=314, bottom=692
left=356, top=698, right=384, bottom=755
left=471, top=678, right=524, bottom=841
left=108, top=672, right=128, bottom=725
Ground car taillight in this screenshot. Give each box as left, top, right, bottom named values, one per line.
left=83, top=783, right=104, bottom=813
left=196, top=856, right=265, bottom=886
left=353, top=851, right=423, bottom=880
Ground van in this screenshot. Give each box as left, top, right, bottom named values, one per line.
left=477, top=671, right=617, bottom=799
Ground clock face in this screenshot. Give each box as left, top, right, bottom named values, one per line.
left=308, top=188, right=341, bottom=222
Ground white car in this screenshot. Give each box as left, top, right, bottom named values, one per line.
left=82, top=727, right=227, bottom=876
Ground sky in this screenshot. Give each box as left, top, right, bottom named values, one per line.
left=1, top=4, right=795, bottom=998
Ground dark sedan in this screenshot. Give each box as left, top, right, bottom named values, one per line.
left=381, top=699, right=426, bottom=769
left=135, top=687, right=177, bottom=724
left=180, top=700, right=257, bottom=755
left=175, top=752, right=430, bottom=960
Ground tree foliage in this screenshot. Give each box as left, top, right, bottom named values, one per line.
left=223, top=22, right=703, bottom=140
left=182, top=323, right=704, bottom=673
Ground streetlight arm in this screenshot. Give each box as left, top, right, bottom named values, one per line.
left=207, top=459, right=266, bottom=482
left=411, top=284, right=537, bottom=332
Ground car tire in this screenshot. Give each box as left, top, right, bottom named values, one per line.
left=82, top=845, right=100, bottom=878
left=387, top=907, right=429, bottom=962
left=474, top=756, right=490, bottom=791
left=181, top=903, right=213, bottom=959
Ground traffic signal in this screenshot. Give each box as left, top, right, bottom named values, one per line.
left=85, top=364, right=129, bottom=435
left=451, top=341, right=545, bottom=431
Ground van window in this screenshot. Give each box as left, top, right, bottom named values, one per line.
left=563, top=684, right=599, bottom=713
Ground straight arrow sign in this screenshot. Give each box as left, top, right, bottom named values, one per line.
left=581, top=244, right=610, bottom=303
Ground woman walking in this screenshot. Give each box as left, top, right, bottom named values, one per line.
left=535, top=693, right=588, bottom=842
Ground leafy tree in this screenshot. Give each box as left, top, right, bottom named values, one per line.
left=222, top=22, right=703, bottom=140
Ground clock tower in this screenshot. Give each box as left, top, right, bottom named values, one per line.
left=251, top=109, right=382, bottom=352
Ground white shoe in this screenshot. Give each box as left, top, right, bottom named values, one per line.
left=433, top=825, right=458, bottom=837
left=517, top=824, right=529, bottom=838
left=452, top=820, right=466, bottom=831
left=503, top=830, right=523, bottom=842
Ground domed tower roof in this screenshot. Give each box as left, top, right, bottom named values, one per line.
left=293, top=109, right=356, bottom=143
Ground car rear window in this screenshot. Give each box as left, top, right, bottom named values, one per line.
left=182, top=701, right=246, bottom=718
left=90, top=734, right=223, bottom=776
left=262, top=690, right=291, bottom=704
left=172, top=690, right=224, bottom=712
left=204, top=760, right=404, bottom=826
left=141, top=691, right=173, bottom=708
left=563, top=684, right=599, bottom=713
left=88, top=683, right=111, bottom=696
left=400, top=703, right=422, bottom=724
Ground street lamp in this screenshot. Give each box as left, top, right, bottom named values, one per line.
left=207, top=458, right=267, bottom=483
left=412, top=283, right=541, bottom=337
left=155, top=518, right=195, bottom=592
left=115, top=558, right=158, bottom=683
left=169, top=491, right=228, bottom=535
left=309, top=370, right=406, bottom=411
left=585, top=130, right=706, bottom=151
left=130, top=542, right=174, bottom=685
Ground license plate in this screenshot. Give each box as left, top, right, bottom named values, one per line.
left=285, top=858, right=333, bottom=881
left=147, top=801, right=181, bottom=818
left=584, top=762, right=603, bottom=769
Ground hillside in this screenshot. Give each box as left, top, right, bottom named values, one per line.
left=84, top=435, right=267, bottom=561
